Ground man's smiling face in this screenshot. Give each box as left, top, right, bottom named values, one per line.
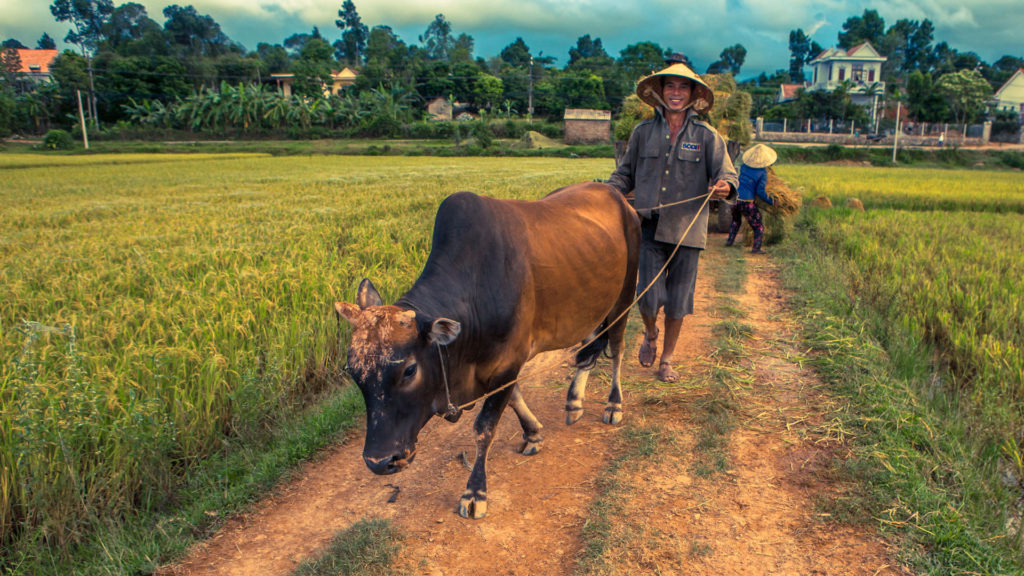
left=662, top=77, right=692, bottom=112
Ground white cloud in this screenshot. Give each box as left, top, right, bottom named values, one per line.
left=3, top=0, right=1018, bottom=77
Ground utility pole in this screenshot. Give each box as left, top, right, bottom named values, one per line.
left=527, top=56, right=534, bottom=124
left=76, top=89, right=89, bottom=149
left=892, top=100, right=901, bottom=163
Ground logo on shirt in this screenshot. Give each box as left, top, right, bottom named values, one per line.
left=679, top=142, right=701, bottom=152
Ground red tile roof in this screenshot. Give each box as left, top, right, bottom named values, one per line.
left=846, top=42, right=869, bottom=56
left=778, top=84, right=804, bottom=102
left=14, top=49, right=59, bottom=74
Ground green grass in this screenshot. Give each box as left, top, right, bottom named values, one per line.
left=0, top=154, right=617, bottom=574
left=693, top=246, right=747, bottom=478
left=575, top=422, right=674, bottom=576
left=290, top=518, right=401, bottom=576
left=775, top=166, right=1024, bottom=574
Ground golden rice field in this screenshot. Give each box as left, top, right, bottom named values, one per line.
left=3, top=153, right=1022, bottom=570
left=779, top=164, right=1024, bottom=213
left=0, top=154, right=614, bottom=552
left=777, top=164, right=1024, bottom=437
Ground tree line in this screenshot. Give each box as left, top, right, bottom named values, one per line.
left=752, top=9, right=1022, bottom=129
left=0, top=2, right=1020, bottom=139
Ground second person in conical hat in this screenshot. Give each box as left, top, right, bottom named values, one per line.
left=607, top=55, right=739, bottom=383
left=726, top=144, right=778, bottom=254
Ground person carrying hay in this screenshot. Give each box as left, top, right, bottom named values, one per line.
left=726, top=144, right=777, bottom=254
left=608, top=56, right=738, bottom=383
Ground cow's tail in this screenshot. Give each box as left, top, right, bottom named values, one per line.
left=574, top=322, right=609, bottom=369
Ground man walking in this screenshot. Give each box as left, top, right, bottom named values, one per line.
left=608, top=57, right=738, bottom=382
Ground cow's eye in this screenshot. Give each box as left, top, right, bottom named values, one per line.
left=402, top=362, right=418, bottom=380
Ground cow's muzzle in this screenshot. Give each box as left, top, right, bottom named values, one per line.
left=363, top=449, right=417, bottom=475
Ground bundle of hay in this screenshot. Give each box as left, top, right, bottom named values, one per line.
left=703, top=74, right=753, bottom=145
left=811, top=196, right=833, bottom=208
left=517, top=130, right=563, bottom=149
left=764, top=167, right=802, bottom=217
left=759, top=168, right=802, bottom=245
left=845, top=198, right=865, bottom=211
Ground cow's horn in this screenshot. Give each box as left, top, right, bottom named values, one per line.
left=335, top=302, right=361, bottom=325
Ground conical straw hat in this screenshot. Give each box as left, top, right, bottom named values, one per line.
left=635, top=63, right=714, bottom=114
left=741, top=144, right=778, bottom=168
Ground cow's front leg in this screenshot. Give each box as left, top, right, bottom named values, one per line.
left=509, top=384, right=543, bottom=455
left=459, top=384, right=514, bottom=519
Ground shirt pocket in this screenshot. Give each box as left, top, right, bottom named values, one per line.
left=676, top=147, right=701, bottom=164
left=675, top=146, right=704, bottom=182
left=635, top=144, right=662, bottom=194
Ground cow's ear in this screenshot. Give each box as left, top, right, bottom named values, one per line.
left=356, top=278, right=383, bottom=309
left=428, top=318, right=461, bottom=346
left=335, top=302, right=362, bottom=325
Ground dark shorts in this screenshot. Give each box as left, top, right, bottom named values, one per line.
left=637, top=216, right=700, bottom=320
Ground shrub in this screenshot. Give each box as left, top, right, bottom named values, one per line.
left=41, top=129, right=75, bottom=150
left=936, top=147, right=970, bottom=167
left=0, top=88, right=16, bottom=138
left=403, top=121, right=454, bottom=139
left=472, top=120, right=494, bottom=149
left=998, top=151, right=1024, bottom=170
left=614, top=94, right=654, bottom=142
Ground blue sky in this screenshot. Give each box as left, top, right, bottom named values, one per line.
left=2, top=0, right=1022, bottom=78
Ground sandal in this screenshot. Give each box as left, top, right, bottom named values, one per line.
left=638, top=329, right=658, bottom=367
left=658, top=361, right=679, bottom=383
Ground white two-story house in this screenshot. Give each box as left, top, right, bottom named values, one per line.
left=807, top=42, right=886, bottom=105
left=992, top=68, right=1024, bottom=120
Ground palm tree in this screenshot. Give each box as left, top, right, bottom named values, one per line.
left=861, top=81, right=883, bottom=133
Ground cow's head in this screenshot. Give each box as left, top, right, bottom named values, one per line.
left=335, top=278, right=461, bottom=475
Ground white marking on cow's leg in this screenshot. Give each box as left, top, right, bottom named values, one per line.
left=565, top=368, right=590, bottom=425
left=509, top=385, right=543, bottom=456
left=604, top=330, right=625, bottom=426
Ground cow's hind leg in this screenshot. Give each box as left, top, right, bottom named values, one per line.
left=601, top=242, right=638, bottom=426
left=459, top=378, right=515, bottom=519
left=603, top=311, right=628, bottom=425
left=566, top=327, right=602, bottom=425
left=509, top=385, right=543, bottom=455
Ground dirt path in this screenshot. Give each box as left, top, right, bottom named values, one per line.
left=161, top=237, right=904, bottom=576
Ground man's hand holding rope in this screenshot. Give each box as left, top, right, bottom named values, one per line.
left=709, top=179, right=732, bottom=200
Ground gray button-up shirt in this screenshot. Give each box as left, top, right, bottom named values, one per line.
left=609, top=109, right=738, bottom=249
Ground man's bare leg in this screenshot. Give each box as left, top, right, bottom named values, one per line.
left=658, top=316, right=684, bottom=382
left=638, top=313, right=659, bottom=367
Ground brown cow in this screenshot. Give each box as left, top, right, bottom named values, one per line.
left=335, top=181, right=640, bottom=518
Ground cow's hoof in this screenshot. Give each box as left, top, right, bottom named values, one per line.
left=520, top=438, right=542, bottom=456
left=565, top=408, right=584, bottom=425
left=603, top=407, right=623, bottom=425
left=458, top=490, right=487, bottom=519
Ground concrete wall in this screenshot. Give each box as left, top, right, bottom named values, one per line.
left=754, top=131, right=987, bottom=147
left=754, top=120, right=993, bottom=147
left=565, top=120, right=610, bottom=145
